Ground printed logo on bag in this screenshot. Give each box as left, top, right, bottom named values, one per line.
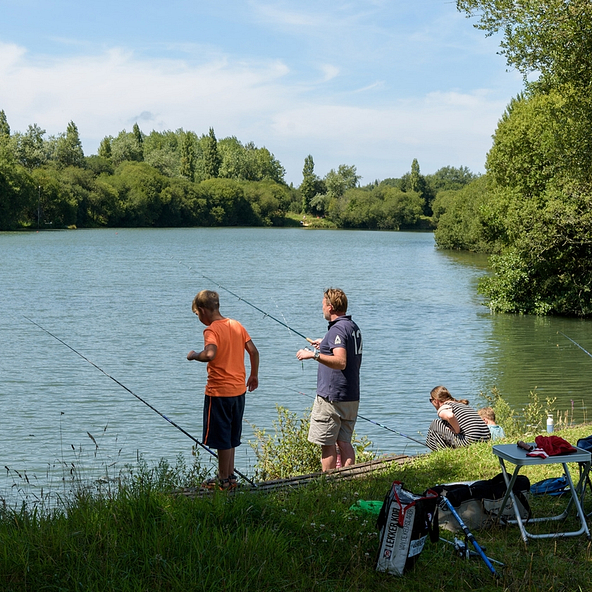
left=409, top=536, right=427, bottom=558
left=382, top=505, right=400, bottom=558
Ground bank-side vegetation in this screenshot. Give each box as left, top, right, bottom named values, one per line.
left=1, top=395, right=591, bottom=591
left=434, top=1, right=592, bottom=317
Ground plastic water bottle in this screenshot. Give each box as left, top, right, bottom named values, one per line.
left=336, top=446, right=342, bottom=468
left=547, top=414, right=554, bottom=433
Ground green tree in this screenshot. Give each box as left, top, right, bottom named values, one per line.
left=0, top=110, right=10, bottom=139
left=0, top=143, right=36, bottom=229
left=404, top=158, right=435, bottom=215
left=132, top=123, right=144, bottom=161
left=179, top=131, right=197, bottom=181
left=13, top=124, right=48, bottom=170
left=299, top=154, right=320, bottom=213
left=202, top=127, right=221, bottom=179
left=427, top=166, right=478, bottom=193
left=457, top=0, right=592, bottom=89
left=98, top=136, right=112, bottom=159
left=111, top=130, right=144, bottom=165
left=54, top=121, right=85, bottom=168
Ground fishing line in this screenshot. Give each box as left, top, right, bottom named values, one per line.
left=559, top=332, right=592, bottom=359
left=23, top=316, right=256, bottom=487
left=175, top=258, right=313, bottom=345
left=285, top=386, right=429, bottom=448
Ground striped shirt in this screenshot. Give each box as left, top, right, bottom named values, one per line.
left=426, top=401, right=491, bottom=451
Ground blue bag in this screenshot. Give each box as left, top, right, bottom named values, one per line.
left=530, top=476, right=569, bottom=496
left=576, top=435, right=592, bottom=452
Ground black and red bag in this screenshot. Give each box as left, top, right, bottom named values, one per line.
left=375, top=482, right=439, bottom=576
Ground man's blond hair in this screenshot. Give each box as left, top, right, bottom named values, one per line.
left=324, top=288, right=348, bottom=314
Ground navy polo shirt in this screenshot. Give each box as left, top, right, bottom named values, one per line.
left=316, top=315, right=362, bottom=402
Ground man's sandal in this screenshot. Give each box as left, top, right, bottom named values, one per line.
left=201, top=476, right=238, bottom=491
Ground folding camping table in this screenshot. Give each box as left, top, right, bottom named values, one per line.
left=493, top=443, right=591, bottom=543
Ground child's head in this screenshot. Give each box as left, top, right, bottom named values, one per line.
left=192, top=290, right=220, bottom=313
left=478, top=407, right=496, bottom=425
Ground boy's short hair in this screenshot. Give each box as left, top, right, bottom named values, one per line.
left=192, top=290, right=220, bottom=312
left=324, top=288, right=348, bottom=314
left=478, top=407, right=496, bottom=422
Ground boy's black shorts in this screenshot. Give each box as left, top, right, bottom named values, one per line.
left=202, top=393, right=246, bottom=450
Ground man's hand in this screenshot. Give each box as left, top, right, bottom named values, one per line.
left=296, top=348, right=315, bottom=361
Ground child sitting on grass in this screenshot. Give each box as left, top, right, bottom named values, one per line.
left=478, top=407, right=506, bottom=441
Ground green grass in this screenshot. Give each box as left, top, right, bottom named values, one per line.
left=1, top=426, right=592, bottom=591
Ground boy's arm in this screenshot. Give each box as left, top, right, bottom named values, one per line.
left=245, top=339, right=259, bottom=392
left=187, top=344, right=217, bottom=362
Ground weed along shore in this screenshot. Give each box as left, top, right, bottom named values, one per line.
left=1, top=420, right=592, bottom=590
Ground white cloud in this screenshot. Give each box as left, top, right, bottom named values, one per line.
left=0, top=39, right=516, bottom=183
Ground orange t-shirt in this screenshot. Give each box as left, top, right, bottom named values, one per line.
left=203, top=318, right=251, bottom=397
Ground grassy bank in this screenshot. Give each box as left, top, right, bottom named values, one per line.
left=1, top=425, right=592, bottom=591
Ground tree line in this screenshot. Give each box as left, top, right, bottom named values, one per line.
left=0, top=112, right=476, bottom=232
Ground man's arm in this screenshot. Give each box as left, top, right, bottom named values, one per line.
left=245, top=339, right=259, bottom=391
left=187, top=343, right=217, bottom=362
left=296, top=346, right=347, bottom=370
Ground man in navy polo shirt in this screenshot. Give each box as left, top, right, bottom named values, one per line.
left=296, top=288, right=362, bottom=471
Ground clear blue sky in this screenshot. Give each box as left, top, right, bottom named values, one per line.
left=0, top=0, right=523, bottom=185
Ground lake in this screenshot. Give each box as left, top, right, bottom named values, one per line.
left=1, top=227, right=591, bottom=501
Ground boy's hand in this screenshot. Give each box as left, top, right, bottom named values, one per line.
left=247, top=375, right=259, bottom=391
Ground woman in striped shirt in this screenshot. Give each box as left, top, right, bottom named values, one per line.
left=425, top=385, right=491, bottom=451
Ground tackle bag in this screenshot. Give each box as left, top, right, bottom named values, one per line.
left=375, top=482, right=439, bottom=576
left=530, top=476, right=569, bottom=496
left=576, top=435, right=592, bottom=453
left=428, top=473, right=531, bottom=532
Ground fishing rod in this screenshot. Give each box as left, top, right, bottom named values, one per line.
left=559, top=332, right=592, bottom=359
left=23, top=316, right=256, bottom=487
left=176, top=259, right=313, bottom=345
left=286, top=386, right=429, bottom=448
left=439, top=496, right=499, bottom=577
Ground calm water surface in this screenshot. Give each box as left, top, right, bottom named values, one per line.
left=1, top=228, right=591, bottom=500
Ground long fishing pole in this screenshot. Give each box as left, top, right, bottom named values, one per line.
left=24, top=316, right=256, bottom=487
left=559, top=332, right=592, bottom=359
left=439, top=496, right=499, bottom=577
left=176, top=259, right=313, bottom=344
left=286, top=386, right=429, bottom=448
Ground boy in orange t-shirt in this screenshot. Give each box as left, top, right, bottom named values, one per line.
left=187, top=290, right=259, bottom=489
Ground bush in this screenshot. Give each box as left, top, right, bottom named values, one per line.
left=249, top=405, right=374, bottom=481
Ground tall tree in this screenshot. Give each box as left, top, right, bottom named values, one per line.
left=14, top=124, right=48, bottom=170
left=133, top=123, right=144, bottom=161
left=202, top=127, right=221, bottom=179
left=299, top=154, right=320, bottom=213
left=98, top=136, right=112, bottom=159
left=54, top=121, right=85, bottom=168
left=180, top=131, right=197, bottom=181
left=0, top=110, right=10, bottom=139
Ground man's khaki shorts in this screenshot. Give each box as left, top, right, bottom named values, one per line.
left=308, top=395, right=359, bottom=446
